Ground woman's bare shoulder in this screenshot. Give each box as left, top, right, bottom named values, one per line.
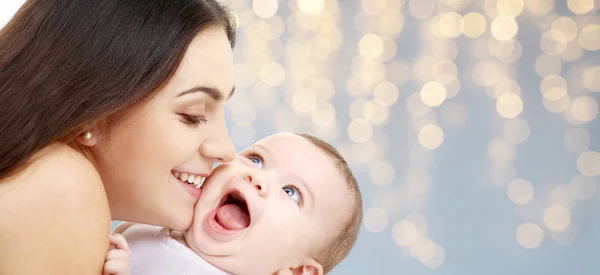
left=0, top=143, right=111, bottom=274
left=0, top=143, right=108, bottom=202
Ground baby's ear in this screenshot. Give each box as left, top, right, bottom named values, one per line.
left=276, top=258, right=323, bottom=275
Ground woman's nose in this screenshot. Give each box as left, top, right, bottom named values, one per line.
left=198, top=122, right=235, bottom=163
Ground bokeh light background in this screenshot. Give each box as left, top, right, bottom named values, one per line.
left=3, top=0, right=600, bottom=274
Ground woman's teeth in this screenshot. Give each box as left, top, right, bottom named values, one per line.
left=173, top=171, right=205, bottom=188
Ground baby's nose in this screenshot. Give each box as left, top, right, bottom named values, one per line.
left=244, top=172, right=267, bottom=196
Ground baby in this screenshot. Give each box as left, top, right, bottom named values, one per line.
left=104, top=132, right=363, bottom=275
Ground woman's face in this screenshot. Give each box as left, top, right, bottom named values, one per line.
left=91, top=26, right=236, bottom=230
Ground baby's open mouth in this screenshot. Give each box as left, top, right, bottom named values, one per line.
left=214, top=191, right=251, bottom=230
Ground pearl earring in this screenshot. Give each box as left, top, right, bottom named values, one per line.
left=82, top=131, right=92, bottom=140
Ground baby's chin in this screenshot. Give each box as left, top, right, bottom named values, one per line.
left=182, top=226, right=283, bottom=275
left=183, top=213, right=235, bottom=256
left=184, top=211, right=208, bottom=247
left=184, top=230, right=242, bottom=256
left=183, top=227, right=211, bottom=256
left=182, top=232, right=248, bottom=274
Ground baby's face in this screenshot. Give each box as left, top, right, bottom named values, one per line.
left=184, top=132, right=350, bottom=274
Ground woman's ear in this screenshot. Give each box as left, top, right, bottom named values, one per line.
left=75, top=128, right=99, bottom=147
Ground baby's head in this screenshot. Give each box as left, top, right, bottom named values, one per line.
left=184, top=132, right=362, bottom=274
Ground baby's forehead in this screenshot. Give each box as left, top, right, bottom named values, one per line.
left=253, top=132, right=305, bottom=147
left=243, top=133, right=350, bottom=194
left=240, top=134, right=316, bottom=159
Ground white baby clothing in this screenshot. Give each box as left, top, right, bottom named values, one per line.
left=114, top=222, right=230, bottom=275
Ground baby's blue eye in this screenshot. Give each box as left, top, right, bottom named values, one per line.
left=249, top=156, right=263, bottom=169
left=283, top=186, right=301, bottom=204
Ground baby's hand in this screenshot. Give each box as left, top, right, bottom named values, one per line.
left=103, top=233, right=130, bottom=275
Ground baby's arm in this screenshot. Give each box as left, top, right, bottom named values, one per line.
left=103, top=233, right=130, bottom=275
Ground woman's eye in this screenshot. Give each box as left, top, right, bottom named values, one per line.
left=179, top=113, right=208, bottom=126
left=283, top=186, right=302, bottom=205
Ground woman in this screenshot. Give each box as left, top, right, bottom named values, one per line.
left=0, top=0, right=237, bottom=273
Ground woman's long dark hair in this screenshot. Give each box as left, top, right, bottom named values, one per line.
left=0, top=0, right=236, bottom=180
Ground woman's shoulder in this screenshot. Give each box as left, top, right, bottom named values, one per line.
left=0, top=143, right=111, bottom=274
left=31, top=142, right=101, bottom=179
left=1, top=142, right=108, bottom=205
left=2, top=142, right=102, bottom=187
